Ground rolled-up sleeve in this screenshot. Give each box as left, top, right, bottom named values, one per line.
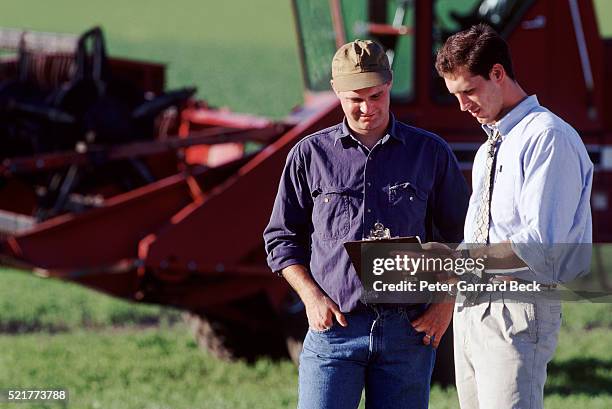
left=263, top=145, right=313, bottom=274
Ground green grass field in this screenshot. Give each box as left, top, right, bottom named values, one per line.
left=0, top=0, right=303, bottom=118
left=1, top=1, right=612, bottom=408
left=1, top=269, right=610, bottom=409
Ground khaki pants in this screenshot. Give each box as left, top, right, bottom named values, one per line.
left=453, top=292, right=561, bottom=409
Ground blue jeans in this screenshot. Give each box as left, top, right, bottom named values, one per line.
left=298, top=304, right=435, bottom=409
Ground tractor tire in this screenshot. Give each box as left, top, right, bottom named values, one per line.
left=184, top=312, right=244, bottom=361
left=185, top=310, right=290, bottom=362
left=184, top=291, right=293, bottom=363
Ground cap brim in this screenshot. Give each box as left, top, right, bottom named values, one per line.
left=332, top=70, right=392, bottom=92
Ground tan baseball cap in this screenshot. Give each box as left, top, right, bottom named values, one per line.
left=331, top=39, right=392, bottom=92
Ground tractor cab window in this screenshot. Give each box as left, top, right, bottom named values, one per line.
left=434, top=0, right=535, bottom=39
left=293, top=0, right=415, bottom=101
left=431, top=0, right=535, bottom=101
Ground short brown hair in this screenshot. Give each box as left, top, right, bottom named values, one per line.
left=435, top=23, right=515, bottom=80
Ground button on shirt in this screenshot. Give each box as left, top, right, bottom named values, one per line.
left=264, top=115, right=469, bottom=312
left=465, top=95, right=593, bottom=283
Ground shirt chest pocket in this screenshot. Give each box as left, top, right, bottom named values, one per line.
left=385, top=181, right=428, bottom=220
left=491, top=164, right=516, bottom=222
left=312, top=187, right=350, bottom=241
left=387, top=181, right=427, bottom=206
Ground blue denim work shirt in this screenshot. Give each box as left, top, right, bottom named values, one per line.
left=264, top=115, right=469, bottom=312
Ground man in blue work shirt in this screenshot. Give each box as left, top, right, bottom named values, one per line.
left=264, top=39, right=469, bottom=409
left=436, top=24, right=593, bottom=409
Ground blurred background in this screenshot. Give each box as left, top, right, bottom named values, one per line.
left=1, top=1, right=611, bottom=408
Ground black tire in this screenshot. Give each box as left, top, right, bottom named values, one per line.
left=184, top=312, right=244, bottom=361
left=184, top=294, right=291, bottom=362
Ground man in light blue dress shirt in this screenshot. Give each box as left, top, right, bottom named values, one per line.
left=435, top=24, right=593, bottom=409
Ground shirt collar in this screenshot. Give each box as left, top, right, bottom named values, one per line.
left=334, top=113, right=404, bottom=146
left=481, top=95, right=540, bottom=140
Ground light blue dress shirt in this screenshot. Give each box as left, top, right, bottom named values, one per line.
left=465, top=95, right=593, bottom=283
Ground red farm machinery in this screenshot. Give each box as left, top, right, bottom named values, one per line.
left=1, top=0, right=610, bottom=384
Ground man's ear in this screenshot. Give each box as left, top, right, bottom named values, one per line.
left=489, top=63, right=505, bottom=83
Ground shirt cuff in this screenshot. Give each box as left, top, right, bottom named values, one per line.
left=509, top=229, right=550, bottom=280
left=267, top=246, right=309, bottom=276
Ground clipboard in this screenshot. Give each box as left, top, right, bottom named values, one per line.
left=343, top=236, right=421, bottom=273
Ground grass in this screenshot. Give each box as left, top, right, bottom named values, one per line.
left=0, top=306, right=609, bottom=409
left=0, top=325, right=298, bottom=409
left=0, top=269, right=182, bottom=333
left=1, top=269, right=610, bottom=409
left=0, top=0, right=303, bottom=118
left=594, top=0, right=612, bottom=37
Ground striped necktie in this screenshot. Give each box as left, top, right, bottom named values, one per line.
left=473, top=129, right=501, bottom=244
